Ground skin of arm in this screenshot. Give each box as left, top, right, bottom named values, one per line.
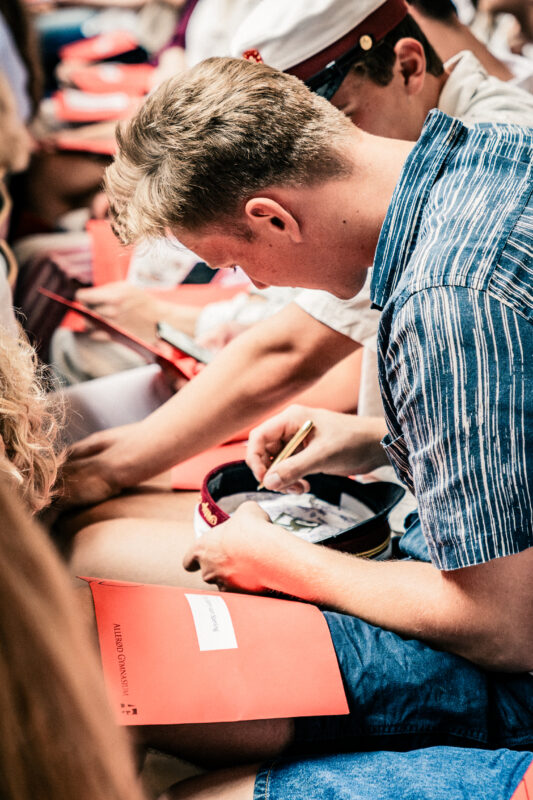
left=183, top=501, right=533, bottom=673
left=407, top=3, right=514, bottom=81
left=61, top=304, right=359, bottom=506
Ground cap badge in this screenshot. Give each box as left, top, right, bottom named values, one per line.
left=242, top=48, right=263, bottom=64
left=201, top=501, right=218, bottom=527
left=359, top=34, right=373, bottom=51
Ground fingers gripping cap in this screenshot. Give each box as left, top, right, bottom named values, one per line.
left=232, top=0, right=409, bottom=99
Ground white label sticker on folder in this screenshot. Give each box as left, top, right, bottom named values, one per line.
left=185, top=594, right=238, bottom=651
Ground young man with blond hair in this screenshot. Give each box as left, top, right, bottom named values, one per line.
left=100, top=53, right=533, bottom=800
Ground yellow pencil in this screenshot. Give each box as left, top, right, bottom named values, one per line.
left=258, top=419, right=314, bottom=490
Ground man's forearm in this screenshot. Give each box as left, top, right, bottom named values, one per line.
left=124, top=307, right=357, bottom=482
left=259, top=535, right=531, bottom=672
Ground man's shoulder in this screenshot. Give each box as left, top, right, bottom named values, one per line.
left=403, top=132, right=533, bottom=307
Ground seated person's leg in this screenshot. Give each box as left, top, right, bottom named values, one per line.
left=162, top=747, right=533, bottom=800
left=292, top=611, right=533, bottom=754
left=56, top=487, right=199, bottom=541
left=69, top=517, right=206, bottom=587
left=76, top=584, right=533, bottom=765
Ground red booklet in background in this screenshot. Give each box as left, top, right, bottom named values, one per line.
left=86, top=579, right=349, bottom=725
left=52, top=89, right=141, bottom=123
left=69, top=63, right=154, bottom=95
left=39, top=288, right=204, bottom=380
left=87, top=219, right=132, bottom=285
left=60, top=31, right=139, bottom=62
left=53, top=133, right=116, bottom=156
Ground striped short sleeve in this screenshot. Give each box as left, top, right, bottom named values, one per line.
left=384, top=285, right=533, bottom=570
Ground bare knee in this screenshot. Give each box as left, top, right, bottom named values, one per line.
left=69, top=518, right=210, bottom=588
left=160, top=765, right=259, bottom=800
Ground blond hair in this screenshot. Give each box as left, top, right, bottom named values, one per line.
left=0, top=477, right=146, bottom=800
left=0, top=325, right=64, bottom=513
left=0, top=71, right=32, bottom=174
left=106, top=57, right=354, bottom=244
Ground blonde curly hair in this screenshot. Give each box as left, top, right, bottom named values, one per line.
left=0, top=326, right=64, bottom=513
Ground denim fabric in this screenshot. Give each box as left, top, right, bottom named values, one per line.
left=290, top=612, right=533, bottom=754
left=398, top=511, right=431, bottom=563
left=253, top=748, right=533, bottom=800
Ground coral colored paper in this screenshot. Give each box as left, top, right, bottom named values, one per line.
left=87, top=579, right=349, bottom=725
left=53, top=134, right=116, bottom=156
left=511, top=761, right=533, bottom=800
left=70, top=63, right=154, bottom=95
left=171, top=442, right=248, bottom=489
left=38, top=288, right=204, bottom=380
left=87, top=220, right=132, bottom=285
left=60, top=31, right=139, bottom=62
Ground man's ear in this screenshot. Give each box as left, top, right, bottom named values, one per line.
left=244, top=197, right=303, bottom=243
left=393, top=37, right=427, bottom=95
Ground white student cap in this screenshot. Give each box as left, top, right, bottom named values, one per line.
left=231, top=0, right=409, bottom=99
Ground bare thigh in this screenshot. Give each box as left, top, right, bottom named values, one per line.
left=70, top=516, right=210, bottom=588
left=57, top=486, right=199, bottom=540
left=160, top=765, right=259, bottom=800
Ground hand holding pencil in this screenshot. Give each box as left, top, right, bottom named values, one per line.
left=257, top=419, right=314, bottom=490
left=247, top=405, right=390, bottom=493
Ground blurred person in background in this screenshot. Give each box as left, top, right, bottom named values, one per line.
left=0, top=475, right=146, bottom=800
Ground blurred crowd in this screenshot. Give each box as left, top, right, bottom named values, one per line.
left=1, top=1, right=533, bottom=799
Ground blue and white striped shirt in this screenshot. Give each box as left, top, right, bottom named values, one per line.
left=371, top=110, right=533, bottom=571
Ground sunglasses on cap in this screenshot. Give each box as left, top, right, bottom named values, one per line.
left=305, top=36, right=384, bottom=100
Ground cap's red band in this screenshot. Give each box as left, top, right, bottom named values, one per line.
left=242, top=48, right=263, bottom=64
left=287, top=0, right=408, bottom=82
left=198, top=460, right=237, bottom=528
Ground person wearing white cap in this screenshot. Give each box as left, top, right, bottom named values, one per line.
left=102, top=47, right=533, bottom=797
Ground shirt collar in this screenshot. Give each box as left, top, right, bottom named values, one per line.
left=370, top=109, right=466, bottom=310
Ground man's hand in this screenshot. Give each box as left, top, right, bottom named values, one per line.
left=59, top=423, right=145, bottom=507
left=247, top=404, right=389, bottom=492
left=196, top=321, right=248, bottom=352
left=183, top=502, right=303, bottom=593
left=75, top=282, right=168, bottom=342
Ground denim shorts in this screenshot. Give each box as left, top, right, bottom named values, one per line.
left=289, top=612, right=533, bottom=754
left=253, top=747, right=533, bottom=800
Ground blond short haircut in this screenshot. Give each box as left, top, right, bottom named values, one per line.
left=106, top=57, right=354, bottom=244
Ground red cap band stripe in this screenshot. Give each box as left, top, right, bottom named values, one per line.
left=287, top=0, right=408, bottom=82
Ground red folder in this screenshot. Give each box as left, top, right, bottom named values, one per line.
left=61, top=222, right=130, bottom=331
left=511, top=761, right=533, bottom=800
left=171, top=442, right=248, bottom=489
left=87, top=219, right=132, bottom=285
left=39, top=288, right=204, bottom=380
left=60, top=31, right=139, bottom=63
left=87, top=579, right=349, bottom=725
left=53, top=134, right=116, bottom=157
left=69, top=63, right=154, bottom=96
